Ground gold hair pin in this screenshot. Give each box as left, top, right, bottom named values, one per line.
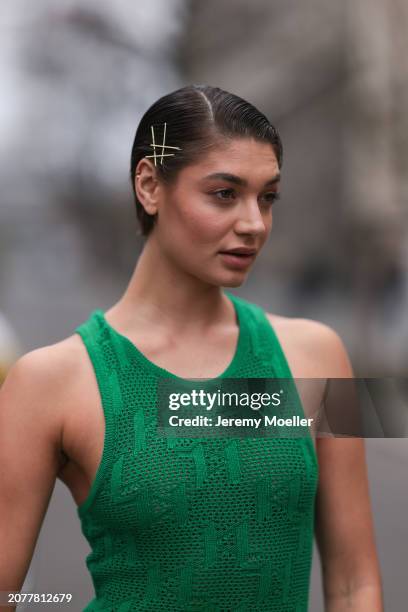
left=145, top=123, right=181, bottom=166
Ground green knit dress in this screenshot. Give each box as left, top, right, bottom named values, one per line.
left=75, top=291, right=319, bottom=612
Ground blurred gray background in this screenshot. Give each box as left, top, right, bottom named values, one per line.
left=1, top=1, right=407, bottom=610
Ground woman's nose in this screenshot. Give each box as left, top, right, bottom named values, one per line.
left=233, top=200, right=267, bottom=235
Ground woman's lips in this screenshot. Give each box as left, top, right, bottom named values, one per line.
left=218, top=251, right=256, bottom=269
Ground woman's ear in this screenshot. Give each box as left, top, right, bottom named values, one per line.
left=135, top=159, right=161, bottom=216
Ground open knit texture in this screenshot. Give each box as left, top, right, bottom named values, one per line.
left=75, top=292, right=319, bottom=612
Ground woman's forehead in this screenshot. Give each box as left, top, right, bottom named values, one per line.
left=183, top=139, right=280, bottom=183
left=206, top=137, right=277, bottom=161
left=186, top=138, right=279, bottom=176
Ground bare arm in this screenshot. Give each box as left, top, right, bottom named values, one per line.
left=0, top=350, right=64, bottom=611
left=312, top=325, right=383, bottom=611
left=316, top=437, right=383, bottom=611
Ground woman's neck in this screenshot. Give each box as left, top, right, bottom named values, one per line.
left=106, top=236, right=234, bottom=334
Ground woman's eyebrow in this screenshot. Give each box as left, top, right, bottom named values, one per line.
left=201, top=172, right=281, bottom=187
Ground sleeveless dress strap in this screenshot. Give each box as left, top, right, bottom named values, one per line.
left=226, top=293, right=294, bottom=378
left=74, top=311, right=119, bottom=516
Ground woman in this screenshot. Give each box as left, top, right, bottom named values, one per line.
left=0, top=85, right=383, bottom=611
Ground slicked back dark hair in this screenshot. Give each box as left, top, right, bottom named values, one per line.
left=130, top=84, right=283, bottom=237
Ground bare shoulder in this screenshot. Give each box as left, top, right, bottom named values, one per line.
left=3, top=333, right=86, bottom=392
left=0, top=334, right=88, bottom=450
left=265, top=312, right=354, bottom=378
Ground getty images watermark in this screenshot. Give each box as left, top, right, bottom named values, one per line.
left=165, top=385, right=313, bottom=430
left=157, top=378, right=317, bottom=439
left=156, top=377, right=408, bottom=439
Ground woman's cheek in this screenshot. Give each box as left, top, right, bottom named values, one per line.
left=188, top=206, right=232, bottom=241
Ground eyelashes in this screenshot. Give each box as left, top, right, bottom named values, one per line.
left=213, top=189, right=235, bottom=201
left=263, top=192, right=281, bottom=204
left=211, top=188, right=281, bottom=205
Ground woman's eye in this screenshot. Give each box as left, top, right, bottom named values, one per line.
left=213, top=188, right=235, bottom=200
left=262, top=192, right=281, bottom=205
left=210, top=189, right=281, bottom=205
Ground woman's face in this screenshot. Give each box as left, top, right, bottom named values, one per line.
left=151, top=137, right=281, bottom=287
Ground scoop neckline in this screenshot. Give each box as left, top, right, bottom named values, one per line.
left=94, top=291, right=246, bottom=382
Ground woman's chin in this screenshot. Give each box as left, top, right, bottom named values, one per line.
left=195, top=268, right=248, bottom=288
left=218, top=274, right=247, bottom=288
left=221, top=281, right=244, bottom=289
